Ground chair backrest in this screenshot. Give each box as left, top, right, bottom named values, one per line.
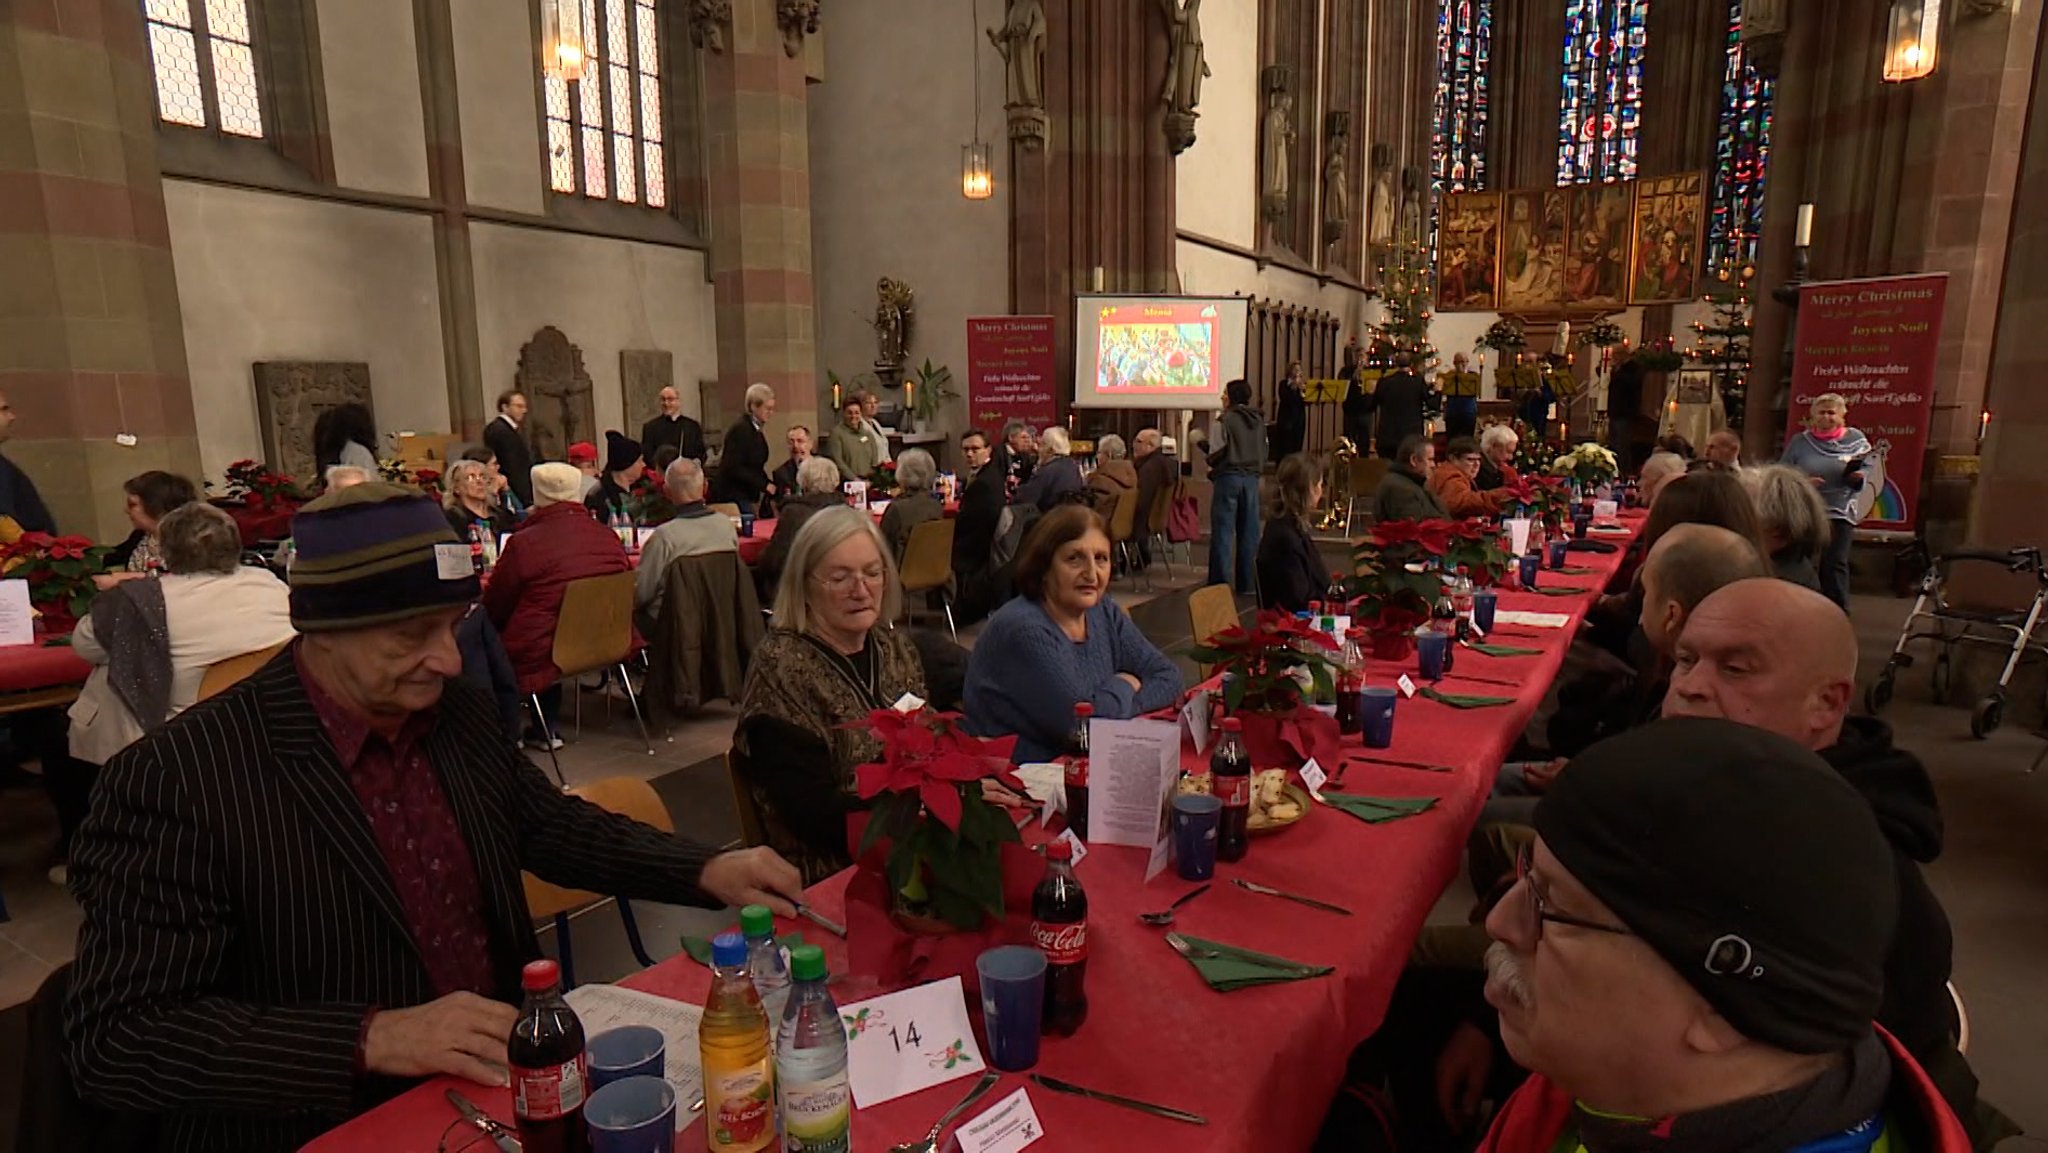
left=708, top=502, right=741, bottom=519
left=1145, top=484, right=1173, bottom=535
left=726, top=751, right=767, bottom=846
left=1187, top=582, right=1240, bottom=678
left=551, top=571, right=638, bottom=678
left=898, top=517, right=956, bottom=595
left=522, top=776, right=676, bottom=919
left=196, top=641, right=290, bottom=702
left=1108, top=488, right=1139, bottom=543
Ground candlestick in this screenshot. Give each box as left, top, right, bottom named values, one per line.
left=1795, top=202, right=1815, bottom=248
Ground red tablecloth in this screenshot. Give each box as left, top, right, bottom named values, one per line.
left=0, top=639, right=92, bottom=695
left=311, top=517, right=1640, bottom=1153
left=736, top=501, right=958, bottom=568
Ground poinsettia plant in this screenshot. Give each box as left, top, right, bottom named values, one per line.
left=626, top=465, right=675, bottom=526
left=377, top=459, right=444, bottom=499
left=868, top=459, right=898, bottom=494
left=216, top=459, right=305, bottom=510
left=1440, top=517, right=1511, bottom=587
left=852, top=708, right=1024, bottom=931
left=1188, top=610, right=1343, bottom=714
left=0, top=532, right=114, bottom=630
left=1501, top=472, right=1573, bottom=526
left=1346, top=519, right=1454, bottom=643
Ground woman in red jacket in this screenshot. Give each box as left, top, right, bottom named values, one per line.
left=483, top=461, right=632, bottom=746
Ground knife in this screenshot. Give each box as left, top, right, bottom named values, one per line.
left=445, top=1089, right=521, bottom=1153
left=1231, top=878, right=1353, bottom=916
left=1345, top=754, right=1453, bottom=774
left=1030, top=1073, right=1208, bottom=1126
left=794, top=903, right=847, bottom=938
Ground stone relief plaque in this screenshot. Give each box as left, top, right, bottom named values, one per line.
left=252, top=361, right=373, bottom=483
left=516, top=326, right=596, bottom=462
left=621, top=349, right=675, bottom=433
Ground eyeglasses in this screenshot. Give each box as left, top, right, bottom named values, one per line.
left=813, top=567, right=886, bottom=593
left=1514, top=843, right=1632, bottom=940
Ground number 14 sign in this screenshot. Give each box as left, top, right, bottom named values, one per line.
left=837, top=975, right=989, bottom=1108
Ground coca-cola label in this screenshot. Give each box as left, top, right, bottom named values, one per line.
left=512, top=1054, right=587, bottom=1121
left=1218, top=774, right=1250, bottom=809
left=1032, top=919, right=1087, bottom=965
left=1064, top=754, right=1089, bottom=788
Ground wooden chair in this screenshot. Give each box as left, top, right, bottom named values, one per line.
left=897, top=518, right=958, bottom=640
left=1143, top=484, right=1177, bottom=581
left=532, top=572, right=652, bottom=786
left=1345, top=455, right=1392, bottom=535
left=196, top=641, right=289, bottom=703
left=1187, top=582, right=1241, bottom=679
left=520, top=776, right=670, bottom=987
left=1106, top=488, right=1144, bottom=589
left=725, top=751, right=767, bottom=848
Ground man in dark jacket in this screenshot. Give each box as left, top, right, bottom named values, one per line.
left=1132, top=427, right=1175, bottom=568
left=584, top=430, right=644, bottom=520
left=1271, top=360, right=1307, bottom=461
left=1205, top=378, right=1266, bottom=595
left=639, top=386, right=705, bottom=467
left=1371, top=434, right=1447, bottom=523
left=483, top=390, right=536, bottom=508
left=953, top=442, right=1012, bottom=623
left=1368, top=353, right=1428, bottom=458
left=0, top=390, right=56, bottom=533
left=714, top=382, right=774, bottom=512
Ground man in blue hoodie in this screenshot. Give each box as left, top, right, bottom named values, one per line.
left=1205, top=378, right=1266, bottom=595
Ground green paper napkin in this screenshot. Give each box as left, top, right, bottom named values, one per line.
left=681, top=930, right=805, bottom=966
left=1526, top=586, right=1588, bottom=597
left=1171, top=934, right=1334, bottom=992
left=1467, top=642, right=1542, bottom=657
left=1555, top=566, right=1597, bottom=575
left=1421, top=686, right=1515, bottom=709
left=1319, top=792, right=1440, bottom=824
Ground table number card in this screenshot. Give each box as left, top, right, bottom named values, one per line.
left=1396, top=675, right=1418, bottom=699
left=1299, top=759, right=1328, bottom=800
left=958, top=1088, right=1046, bottom=1153
left=839, top=976, right=987, bottom=1108
left=1180, top=689, right=1214, bottom=754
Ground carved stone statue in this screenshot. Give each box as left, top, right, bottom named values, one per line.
left=1368, top=176, right=1395, bottom=248
left=1261, top=84, right=1295, bottom=224
left=516, top=327, right=597, bottom=463
left=872, top=277, right=915, bottom=371
left=1158, top=0, right=1210, bottom=154
left=776, top=0, right=820, bottom=58
left=1398, top=165, right=1424, bottom=247
left=687, top=0, right=732, bottom=53
left=1321, top=130, right=1348, bottom=246
left=989, top=0, right=1049, bottom=149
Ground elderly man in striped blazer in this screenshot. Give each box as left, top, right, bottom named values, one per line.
left=63, top=483, right=804, bottom=1153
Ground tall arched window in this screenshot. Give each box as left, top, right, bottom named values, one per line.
left=544, top=0, right=667, bottom=208
left=1432, top=0, right=1491, bottom=195
left=1707, top=0, right=1773, bottom=270
left=1556, top=0, right=1649, bottom=185
left=144, top=0, right=265, bottom=137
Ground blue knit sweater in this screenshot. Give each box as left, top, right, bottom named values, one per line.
left=1781, top=428, right=1873, bottom=522
left=964, top=596, right=1184, bottom=763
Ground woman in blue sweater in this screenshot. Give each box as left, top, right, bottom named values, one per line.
left=965, top=504, right=1184, bottom=762
left=1780, top=393, right=1871, bottom=610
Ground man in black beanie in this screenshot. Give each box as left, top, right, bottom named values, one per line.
left=1477, top=718, right=1969, bottom=1151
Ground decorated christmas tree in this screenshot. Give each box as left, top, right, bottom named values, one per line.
left=1686, top=268, right=1755, bottom=430
left=1368, top=238, right=1437, bottom=373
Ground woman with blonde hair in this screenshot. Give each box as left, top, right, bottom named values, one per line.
left=1256, top=452, right=1331, bottom=612
left=442, top=457, right=515, bottom=539
left=1780, top=392, right=1871, bottom=608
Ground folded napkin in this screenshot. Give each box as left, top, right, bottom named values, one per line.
left=1568, top=538, right=1621, bottom=552
left=1526, top=586, right=1588, bottom=597
left=1172, top=934, right=1334, bottom=992
left=1468, top=642, right=1543, bottom=657
left=1555, top=566, right=1597, bottom=575
left=1493, top=610, right=1572, bottom=628
left=1318, top=792, right=1440, bottom=824
left=1421, top=686, right=1515, bottom=709
left=682, top=931, right=805, bottom=966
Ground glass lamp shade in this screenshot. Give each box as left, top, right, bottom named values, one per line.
left=1882, top=0, right=1940, bottom=82
left=962, top=142, right=993, bottom=200
left=543, top=0, right=588, bottom=82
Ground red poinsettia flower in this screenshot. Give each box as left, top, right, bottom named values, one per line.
left=415, top=468, right=440, bottom=484
left=45, top=536, right=92, bottom=560
left=16, top=531, right=54, bottom=551
left=850, top=708, right=1019, bottom=832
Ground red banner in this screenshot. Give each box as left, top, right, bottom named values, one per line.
left=1783, top=273, right=1948, bottom=534
left=966, top=315, right=1058, bottom=433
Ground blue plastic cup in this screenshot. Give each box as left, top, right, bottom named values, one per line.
left=1518, top=552, right=1541, bottom=589
left=1416, top=630, right=1450, bottom=681
left=1547, top=539, right=1569, bottom=570
left=1360, top=687, right=1398, bottom=748
left=588, top=1025, right=665, bottom=1091
left=976, top=945, right=1047, bottom=1072
left=585, top=1075, right=676, bottom=1153
left=739, top=511, right=756, bottom=538
left=1172, top=793, right=1222, bottom=881
left=1572, top=511, right=1592, bottom=539
left=1472, top=589, right=1498, bottom=635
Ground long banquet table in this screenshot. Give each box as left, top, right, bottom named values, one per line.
left=311, top=514, right=1642, bottom=1152
left=0, top=635, right=93, bottom=716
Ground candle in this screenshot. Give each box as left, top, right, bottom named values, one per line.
left=905, top=379, right=915, bottom=409
left=1795, top=202, right=1815, bottom=248
left=831, top=381, right=841, bottom=410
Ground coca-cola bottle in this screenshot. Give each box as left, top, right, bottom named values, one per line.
left=510, top=959, right=590, bottom=1153
left=1450, top=565, right=1476, bottom=642
left=1327, top=571, right=1350, bottom=614
left=468, top=524, right=487, bottom=575
left=1032, top=839, right=1088, bottom=1036
left=1335, top=628, right=1367, bottom=736
left=1213, top=717, right=1250, bottom=863
left=1063, top=702, right=1093, bottom=840
left=1430, top=564, right=1459, bottom=675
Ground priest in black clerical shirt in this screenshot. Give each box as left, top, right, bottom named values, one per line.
left=639, top=386, right=705, bottom=466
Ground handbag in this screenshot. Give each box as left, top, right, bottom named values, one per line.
left=1167, top=482, right=1202, bottom=543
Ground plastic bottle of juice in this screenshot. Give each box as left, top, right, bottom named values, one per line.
left=776, top=945, right=852, bottom=1153
left=702, top=931, right=779, bottom=1153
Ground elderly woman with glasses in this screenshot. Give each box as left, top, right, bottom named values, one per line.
left=733, top=506, right=929, bottom=882
left=442, top=457, right=515, bottom=541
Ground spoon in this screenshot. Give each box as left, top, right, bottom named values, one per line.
left=1138, top=883, right=1211, bottom=926
left=889, top=1070, right=1001, bottom=1153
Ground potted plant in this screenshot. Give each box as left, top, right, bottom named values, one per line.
left=627, top=465, right=675, bottom=526
left=1548, top=442, right=1620, bottom=491
left=1442, top=518, right=1511, bottom=588
left=1501, top=472, right=1573, bottom=532
left=377, top=459, right=443, bottom=500
left=1348, top=520, right=1454, bottom=660
left=0, top=532, right=114, bottom=634
left=905, top=359, right=959, bottom=428
left=852, top=707, right=1025, bottom=933
left=215, top=459, right=306, bottom=511
left=1188, top=610, right=1344, bottom=769
left=868, top=459, right=898, bottom=495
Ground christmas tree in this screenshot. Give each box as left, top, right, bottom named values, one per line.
left=1368, top=238, right=1438, bottom=372
left=1686, top=267, right=1755, bottom=430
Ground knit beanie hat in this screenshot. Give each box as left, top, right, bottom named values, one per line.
left=566, top=440, right=598, bottom=465
left=1533, top=717, right=1897, bottom=1055
left=605, top=430, right=643, bottom=475
left=530, top=462, right=585, bottom=508
left=288, top=482, right=479, bottom=632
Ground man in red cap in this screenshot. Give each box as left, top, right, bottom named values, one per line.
left=567, top=440, right=600, bottom=501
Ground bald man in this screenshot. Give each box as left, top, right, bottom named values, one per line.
left=639, top=386, right=706, bottom=466
left=1704, top=428, right=1743, bottom=469
left=1666, top=578, right=1978, bottom=1122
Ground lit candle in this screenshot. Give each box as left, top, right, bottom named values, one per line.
left=831, top=381, right=841, bottom=410
left=905, top=379, right=915, bottom=409
left=1795, top=202, right=1815, bottom=248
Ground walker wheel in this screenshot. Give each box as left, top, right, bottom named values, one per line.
left=1866, top=674, right=1895, bottom=715
left=1971, top=695, right=2004, bottom=740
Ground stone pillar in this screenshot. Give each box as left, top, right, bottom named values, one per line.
left=701, top=0, right=817, bottom=442
left=0, top=0, right=201, bottom=541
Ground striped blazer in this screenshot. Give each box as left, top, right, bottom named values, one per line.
left=63, top=648, right=721, bottom=1153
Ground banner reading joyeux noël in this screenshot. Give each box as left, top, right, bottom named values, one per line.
left=966, top=315, right=1058, bottom=434
left=1783, top=272, right=1948, bottom=535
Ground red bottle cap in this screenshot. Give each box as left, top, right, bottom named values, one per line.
left=1074, top=702, right=1094, bottom=717
left=1220, top=717, right=1242, bottom=731
left=521, top=959, right=561, bottom=991
left=1046, top=838, right=1074, bottom=861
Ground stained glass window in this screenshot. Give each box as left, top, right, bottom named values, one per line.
left=143, top=0, right=265, bottom=137
left=1557, top=0, right=1648, bottom=185
left=1432, top=0, right=1491, bottom=196
left=1707, top=0, right=1773, bottom=270
left=545, top=0, right=667, bottom=208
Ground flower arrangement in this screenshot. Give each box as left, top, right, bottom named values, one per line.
left=1548, top=442, right=1619, bottom=488
left=217, top=459, right=305, bottom=510
left=1500, top=472, right=1574, bottom=527
left=0, top=532, right=114, bottom=632
left=1508, top=420, right=1567, bottom=480
left=904, top=358, right=959, bottom=425
left=378, top=459, right=443, bottom=499
left=626, top=465, right=675, bottom=526
left=1346, top=521, right=1452, bottom=656
left=852, top=708, right=1024, bottom=931
left=1476, top=317, right=1528, bottom=355
left=1577, top=318, right=1627, bottom=348
left=868, top=459, right=898, bottom=494
left=1189, top=611, right=1344, bottom=714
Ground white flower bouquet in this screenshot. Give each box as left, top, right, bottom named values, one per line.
left=1548, top=442, right=1619, bottom=487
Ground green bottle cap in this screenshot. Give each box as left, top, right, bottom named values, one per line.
left=789, top=944, right=827, bottom=981
left=739, top=905, right=774, bottom=939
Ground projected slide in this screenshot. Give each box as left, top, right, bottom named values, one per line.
left=1096, top=302, right=1221, bottom=394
